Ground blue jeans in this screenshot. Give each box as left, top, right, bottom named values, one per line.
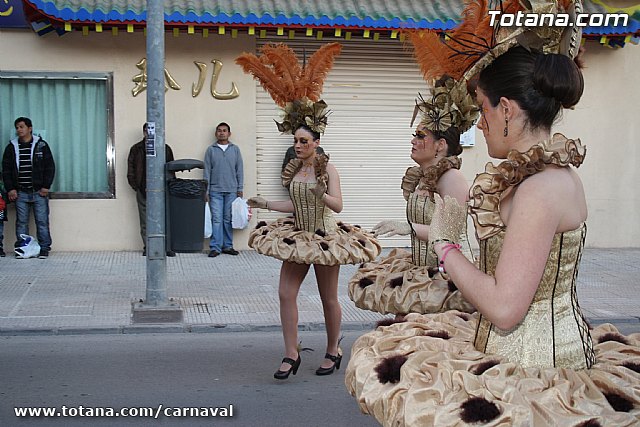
left=209, top=191, right=235, bottom=252
left=16, top=191, right=52, bottom=251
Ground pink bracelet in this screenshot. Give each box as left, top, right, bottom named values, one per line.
left=438, top=243, right=461, bottom=274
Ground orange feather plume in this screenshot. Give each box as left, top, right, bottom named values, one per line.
left=406, top=0, right=525, bottom=81
left=259, top=44, right=301, bottom=102
left=236, top=51, right=292, bottom=107
left=235, top=42, right=342, bottom=106
left=299, top=43, right=342, bottom=101
left=558, top=0, right=572, bottom=11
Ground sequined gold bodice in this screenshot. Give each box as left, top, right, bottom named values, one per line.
left=474, top=225, right=596, bottom=369
left=469, top=134, right=595, bottom=369
left=289, top=181, right=337, bottom=233
left=407, top=193, right=436, bottom=267
left=403, top=157, right=472, bottom=267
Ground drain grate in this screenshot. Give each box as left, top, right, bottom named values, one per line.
left=194, top=302, right=210, bottom=314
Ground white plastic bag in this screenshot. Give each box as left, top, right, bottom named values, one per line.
left=15, top=234, right=41, bottom=259
left=204, top=202, right=212, bottom=238
left=231, top=197, right=251, bottom=229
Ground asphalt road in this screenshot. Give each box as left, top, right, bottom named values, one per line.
left=0, top=331, right=380, bottom=427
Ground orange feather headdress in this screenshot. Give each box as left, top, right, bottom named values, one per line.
left=406, top=0, right=582, bottom=83
left=236, top=43, right=342, bottom=135
left=405, top=0, right=583, bottom=133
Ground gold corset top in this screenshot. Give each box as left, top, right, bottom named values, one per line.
left=403, top=156, right=472, bottom=267
left=288, top=181, right=337, bottom=233
left=475, top=225, right=595, bottom=369
left=407, top=193, right=436, bottom=267
left=282, top=154, right=337, bottom=233
left=469, top=134, right=594, bottom=369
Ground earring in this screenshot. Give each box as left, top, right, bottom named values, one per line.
left=503, top=117, right=509, bottom=137
left=434, top=151, right=438, bottom=159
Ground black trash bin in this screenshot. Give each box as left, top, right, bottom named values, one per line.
left=166, top=159, right=207, bottom=252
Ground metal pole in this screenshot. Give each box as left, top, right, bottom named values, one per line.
left=132, top=0, right=182, bottom=323
left=145, top=0, right=166, bottom=305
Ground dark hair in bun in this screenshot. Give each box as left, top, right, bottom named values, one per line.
left=478, top=46, right=584, bottom=131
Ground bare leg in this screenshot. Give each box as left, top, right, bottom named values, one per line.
left=314, top=264, right=342, bottom=369
left=278, top=261, right=310, bottom=371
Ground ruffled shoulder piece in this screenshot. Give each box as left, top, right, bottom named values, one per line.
left=281, top=153, right=330, bottom=187
left=281, top=158, right=303, bottom=187
left=401, top=156, right=462, bottom=201
left=469, top=134, right=585, bottom=240
left=314, top=153, right=330, bottom=184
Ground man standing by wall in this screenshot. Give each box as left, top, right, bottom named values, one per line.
left=127, top=123, right=176, bottom=257
left=204, top=122, right=243, bottom=258
left=2, top=117, right=55, bottom=258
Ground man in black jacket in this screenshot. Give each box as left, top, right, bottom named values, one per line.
left=2, top=117, right=56, bottom=258
left=127, top=123, right=175, bottom=257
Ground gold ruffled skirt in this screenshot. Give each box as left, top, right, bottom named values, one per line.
left=346, top=312, right=640, bottom=426
left=348, top=248, right=475, bottom=315
left=249, top=217, right=381, bottom=265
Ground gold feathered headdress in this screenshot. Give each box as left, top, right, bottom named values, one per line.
left=406, top=0, right=583, bottom=83
left=235, top=43, right=342, bottom=135
left=410, top=75, right=479, bottom=134
left=407, top=30, right=480, bottom=134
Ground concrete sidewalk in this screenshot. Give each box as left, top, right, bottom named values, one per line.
left=0, top=248, right=639, bottom=335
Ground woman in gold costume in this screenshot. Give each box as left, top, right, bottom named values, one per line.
left=346, top=1, right=640, bottom=425
left=236, top=43, right=381, bottom=380
left=348, top=76, right=477, bottom=317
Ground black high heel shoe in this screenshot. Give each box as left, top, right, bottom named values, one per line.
left=274, top=343, right=313, bottom=380
left=274, top=355, right=301, bottom=380
left=315, top=352, right=342, bottom=376
left=316, top=335, right=344, bottom=376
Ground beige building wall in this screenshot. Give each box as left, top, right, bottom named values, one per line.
left=0, top=29, right=258, bottom=251
left=0, top=30, right=638, bottom=249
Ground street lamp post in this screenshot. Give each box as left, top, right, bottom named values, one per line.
left=132, top=0, right=183, bottom=323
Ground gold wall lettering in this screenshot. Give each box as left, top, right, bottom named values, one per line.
left=192, top=61, right=207, bottom=97
left=0, top=0, right=14, bottom=17
left=131, top=58, right=181, bottom=97
left=133, top=58, right=239, bottom=99
left=191, top=59, right=240, bottom=100
left=210, top=60, right=240, bottom=100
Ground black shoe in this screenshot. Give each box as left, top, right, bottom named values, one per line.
left=208, top=250, right=220, bottom=258
left=0, top=248, right=5, bottom=257
left=221, top=248, right=239, bottom=255
left=38, top=249, right=49, bottom=259
left=315, top=352, right=343, bottom=376
left=166, top=250, right=176, bottom=257
left=274, top=355, right=301, bottom=380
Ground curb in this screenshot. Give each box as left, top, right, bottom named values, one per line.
left=0, top=321, right=380, bottom=337
left=1, top=317, right=638, bottom=337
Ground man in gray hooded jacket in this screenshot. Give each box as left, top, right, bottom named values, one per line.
left=203, top=122, right=243, bottom=258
